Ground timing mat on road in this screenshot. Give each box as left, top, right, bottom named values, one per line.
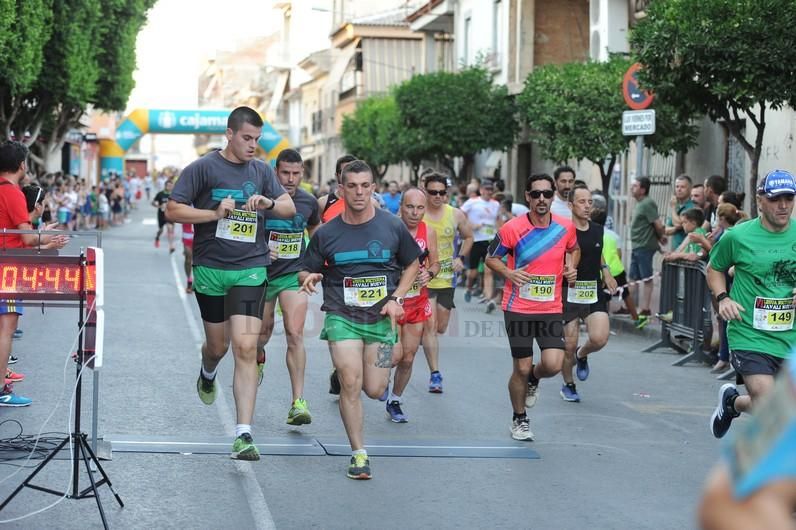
left=105, top=434, right=539, bottom=459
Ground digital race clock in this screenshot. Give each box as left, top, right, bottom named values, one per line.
left=0, top=251, right=101, bottom=301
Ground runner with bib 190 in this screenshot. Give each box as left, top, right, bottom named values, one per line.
left=486, top=173, right=579, bottom=441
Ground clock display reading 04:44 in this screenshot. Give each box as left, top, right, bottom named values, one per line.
left=0, top=264, right=96, bottom=295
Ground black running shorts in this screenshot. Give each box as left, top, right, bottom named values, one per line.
left=428, top=287, right=456, bottom=310
left=503, top=311, right=565, bottom=359
left=195, top=282, right=267, bottom=324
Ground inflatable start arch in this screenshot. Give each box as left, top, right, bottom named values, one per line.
left=99, top=108, right=289, bottom=178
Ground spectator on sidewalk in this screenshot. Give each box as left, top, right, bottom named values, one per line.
left=703, top=175, right=727, bottom=232
left=551, top=166, right=575, bottom=218
left=629, top=177, right=667, bottom=328
left=382, top=180, right=401, bottom=215
left=592, top=195, right=641, bottom=323
left=664, top=208, right=708, bottom=262
left=691, top=183, right=707, bottom=211
left=665, top=174, right=696, bottom=250
left=709, top=203, right=747, bottom=374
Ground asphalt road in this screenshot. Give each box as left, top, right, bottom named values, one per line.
left=0, top=207, right=728, bottom=529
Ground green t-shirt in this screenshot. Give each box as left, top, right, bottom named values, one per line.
left=603, top=228, right=624, bottom=276
left=666, top=198, right=696, bottom=249
left=684, top=227, right=707, bottom=255
left=709, top=218, right=796, bottom=358
left=631, top=196, right=660, bottom=250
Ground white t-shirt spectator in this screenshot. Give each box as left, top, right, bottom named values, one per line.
left=550, top=195, right=570, bottom=218
left=511, top=203, right=530, bottom=216
left=461, top=197, right=500, bottom=242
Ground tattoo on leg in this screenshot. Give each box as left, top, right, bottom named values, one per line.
left=375, top=342, right=392, bottom=368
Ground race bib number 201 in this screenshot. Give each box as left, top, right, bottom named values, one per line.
left=753, top=297, right=794, bottom=332
left=343, top=275, right=387, bottom=307
left=216, top=209, right=257, bottom=243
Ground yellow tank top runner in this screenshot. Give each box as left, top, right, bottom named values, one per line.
left=426, top=204, right=457, bottom=289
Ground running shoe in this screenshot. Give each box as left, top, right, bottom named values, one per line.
left=385, top=400, right=407, bottom=423
left=525, top=380, right=539, bottom=408
left=378, top=384, right=389, bottom=402
left=154, top=239, right=160, bottom=248
left=656, top=311, right=673, bottom=323
left=0, top=385, right=31, bottom=407
left=169, top=247, right=175, bottom=254
left=510, top=417, right=534, bottom=441
left=347, top=454, right=371, bottom=480
left=12, top=329, right=22, bottom=339
left=710, top=383, right=740, bottom=439
left=428, top=371, right=443, bottom=393
left=231, top=433, right=260, bottom=461
left=560, top=383, right=580, bottom=402
left=257, top=349, right=266, bottom=386
left=486, top=300, right=497, bottom=314
left=286, top=398, right=312, bottom=425
left=7, top=355, right=18, bottom=365
left=196, top=371, right=217, bottom=405
left=464, top=290, right=473, bottom=303
left=5, top=369, right=24, bottom=383
left=575, top=351, right=590, bottom=381
left=329, top=369, right=341, bottom=395
left=635, top=315, right=649, bottom=329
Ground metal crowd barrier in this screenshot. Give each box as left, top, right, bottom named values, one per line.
left=643, top=259, right=713, bottom=367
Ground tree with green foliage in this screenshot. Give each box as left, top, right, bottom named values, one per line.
left=630, top=0, right=796, bottom=214
left=0, top=0, right=155, bottom=171
left=395, top=67, right=518, bottom=181
left=341, top=94, right=430, bottom=183
left=341, top=95, right=401, bottom=180
left=517, top=55, right=698, bottom=195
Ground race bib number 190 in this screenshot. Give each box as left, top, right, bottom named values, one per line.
left=216, top=209, right=257, bottom=243
left=519, top=274, right=556, bottom=302
left=753, top=297, right=794, bottom=332
left=343, top=275, right=387, bottom=307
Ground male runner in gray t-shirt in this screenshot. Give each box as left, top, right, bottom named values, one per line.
left=257, top=148, right=320, bottom=426
left=167, top=106, right=295, bottom=461
left=300, top=160, right=420, bottom=480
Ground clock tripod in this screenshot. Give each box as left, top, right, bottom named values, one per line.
left=0, top=248, right=122, bottom=529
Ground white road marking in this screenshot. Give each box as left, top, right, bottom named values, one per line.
left=142, top=218, right=156, bottom=225
left=170, top=256, right=276, bottom=530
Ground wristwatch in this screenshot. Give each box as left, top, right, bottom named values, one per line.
left=388, top=295, right=405, bottom=306
left=428, top=270, right=436, bottom=279
left=265, top=197, right=276, bottom=210
left=716, top=292, right=729, bottom=302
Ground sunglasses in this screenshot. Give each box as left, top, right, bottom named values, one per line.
left=425, top=189, right=447, bottom=196
left=527, top=189, right=555, bottom=199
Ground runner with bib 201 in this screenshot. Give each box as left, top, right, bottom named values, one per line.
left=167, top=106, right=296, bottom=461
